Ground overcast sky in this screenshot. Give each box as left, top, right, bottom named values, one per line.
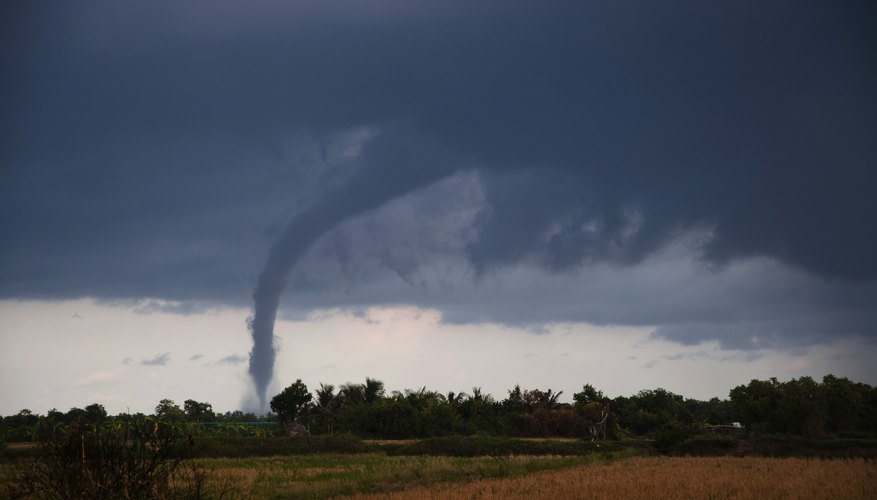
left=2, top=1, right=876, bottom=415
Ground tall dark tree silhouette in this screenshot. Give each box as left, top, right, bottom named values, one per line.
left=270, top=380, right=313, bottom=425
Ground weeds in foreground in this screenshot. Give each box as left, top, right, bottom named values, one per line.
left=6, top=417, right=237, bottom=499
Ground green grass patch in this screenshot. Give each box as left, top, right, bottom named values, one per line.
left=381, top=435, right=648, bottom=457
left=197, top=452, right=625, bottom=499
left=191, top=435, right=651, bottom=459
left=192, top=434, right=369, bottom=458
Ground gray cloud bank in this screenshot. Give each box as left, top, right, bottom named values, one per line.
left=1, top=1, right=876, bottom=351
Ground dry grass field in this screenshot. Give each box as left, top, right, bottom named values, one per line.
left=351, top=456, right=877, bottom=499
left=192, top=453, right=615, bottom=498
left=4, top=448, right=875, bottom=498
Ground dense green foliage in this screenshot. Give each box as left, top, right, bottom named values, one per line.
left=191, top=434, right=369, bottom=458
left=282, top=375, right=877, bottom=440
left=729, top=375, right=877, bottom=438
left=3, top=375, right=875, bottom=444
left=270, top=379, right=312, bottom=425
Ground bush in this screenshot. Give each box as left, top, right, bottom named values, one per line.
left=515, top=409, right=589, bottom=438
left=652, top=423, right=695, bottom=451
left=7, top=417, right=208, bottom=499
left=749, top=436, right=877, bottom=458
left=385, top=436, right=634, bottom=457
left=192, top=433, right=368, bottom=458
left=668, top=436, right=736, bottom=456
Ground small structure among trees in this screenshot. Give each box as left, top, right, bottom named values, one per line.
left=587, top=403, right=610, bottom=440
left=705, top=422, right=745, bottom=435
left=574, top=384, right=613, bottom=440
left=284, top=422, right=311, bottom=437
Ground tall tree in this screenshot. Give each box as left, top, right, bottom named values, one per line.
left=338, top=383, right=365, bottom=406
left=270, top=380, right=313, bottom=425
left=573, top=384, right=607, bottom=406
left=154, top=399, right=185, bottom=422
left=183, top=400, right=215, bottom=422
left=364, top=377, right=385, bottom=404
left=83, top=404, right=108, bottom=423
left=314, top=383, right=338, bottom=434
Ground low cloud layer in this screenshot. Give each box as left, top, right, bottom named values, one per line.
left=141, top=353, right=171, bottom=366
left=215, top=354, right=248, bottom=366
left=1, top=1, right=875, bottom=353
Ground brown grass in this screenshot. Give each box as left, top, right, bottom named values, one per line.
left=4, top=443, right=38, bottom=450
left=190, top=453, right=613, bottom=498
left=514, top=437, right=581, bottom=443
left=362, top=439, right=419, bottom=446
left=349, top=456, right=877, bottom=499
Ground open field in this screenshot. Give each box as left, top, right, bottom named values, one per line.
left=352, top=456, right=877, bottom=499
left=1, top=451, right=628, bottom=499
left=4, top=436, right=877, bottom=498
left=7, top=453, right=868, bottom=499
left=195, top=453, right=623, bottom=498
left=4, top=452, right=875, bottom=499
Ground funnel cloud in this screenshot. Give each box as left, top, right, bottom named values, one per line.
left=248, top=128, right=458, bottom=409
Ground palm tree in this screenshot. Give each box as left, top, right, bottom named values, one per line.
left=470, top=387, right=494, bottom=404
left=315, top=383, right=334, bottom=403
left=447, top=391, right=467, bottom=407
left=404, top=387, right=443, bottom=410
left=364, top=377, right=385, bottom=404
left=314, top=383, right=337, bottom=435
left=546, top=389, right=563, bottom=409
left=338, top=383, right=365, bottom=406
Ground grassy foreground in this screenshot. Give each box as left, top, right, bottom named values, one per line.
left=9, top=453, right=870, bottom=499
left=4, top=435, right=877, bottom=498
left=0, top=450, right=627, bottom=498
left=352, top=456, right=877, bottom=499
left=195, top=452, right=626, bottom=498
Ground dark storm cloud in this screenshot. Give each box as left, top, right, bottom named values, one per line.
left=2, top=1, right=876, bottom=348
left=281, top=223, right=877, bottom=350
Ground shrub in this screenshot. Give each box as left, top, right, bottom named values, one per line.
left=669, top=436, right=736, bottom=456
left=652, top=423, right=696, bottom=451
left=192, top=433, right=368, bottom=458
left=386, top=436, right=634, bottom=457
left=7, top=417, right=208, bottom=499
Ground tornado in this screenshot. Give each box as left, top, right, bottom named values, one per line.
left=248, top=129, right=457, bottom=411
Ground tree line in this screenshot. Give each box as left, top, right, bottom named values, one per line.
left=3, top=374, right=876, bottom=442
left=0, top=400, right=266, bottom=442
left=268, top=375, right=877, bottom=440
